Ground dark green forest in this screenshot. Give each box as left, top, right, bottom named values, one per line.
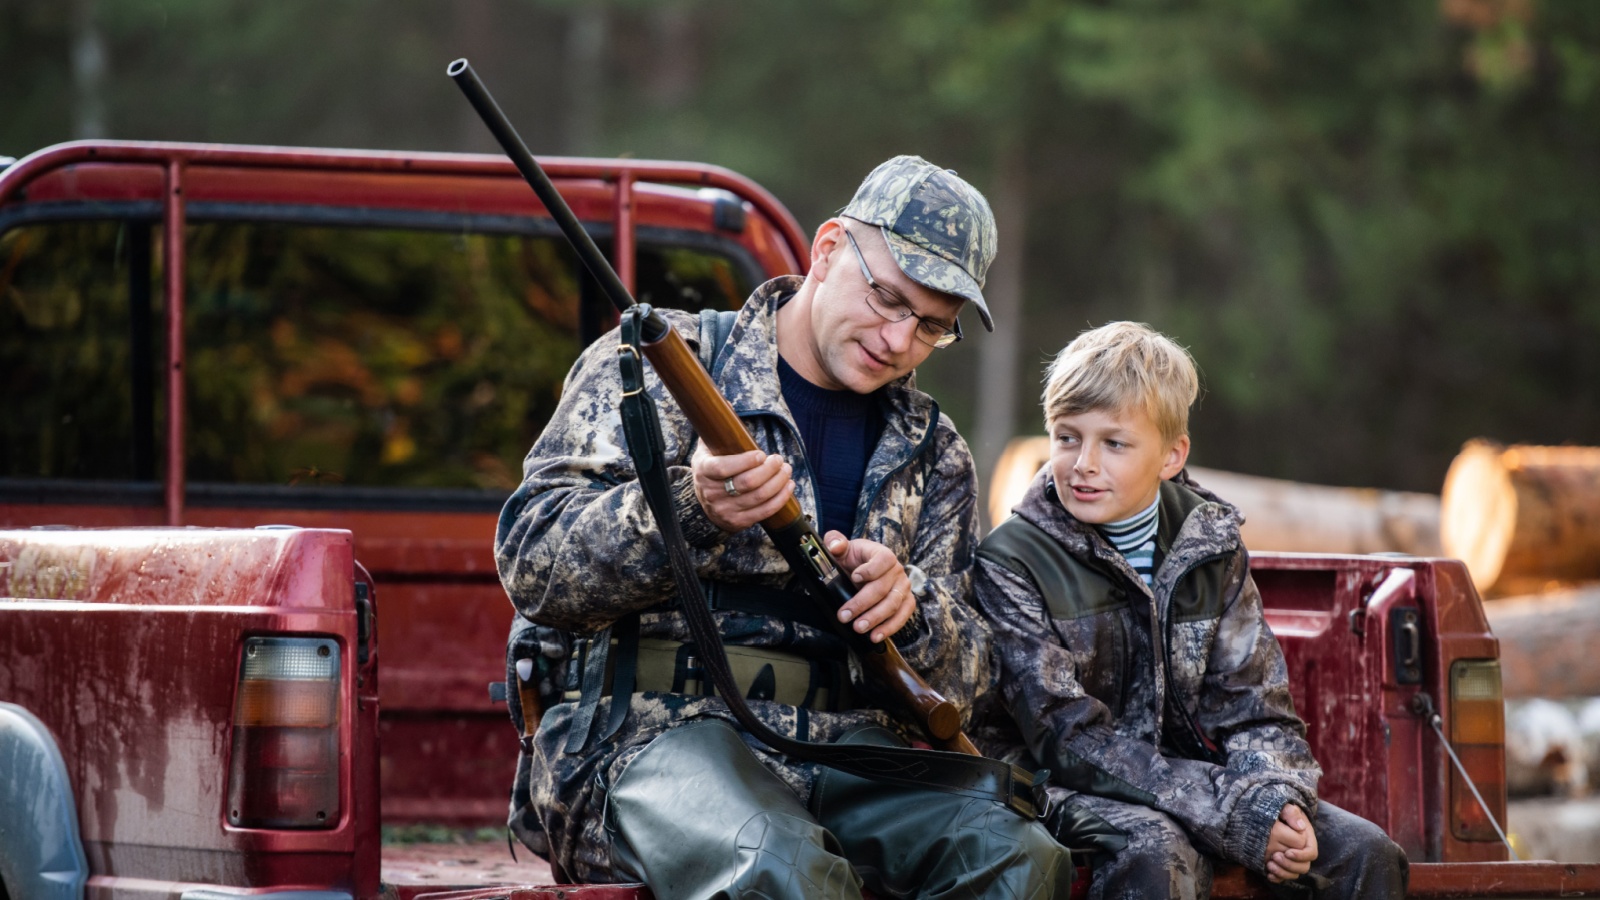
left=5, top=0, right=1598, bottom=494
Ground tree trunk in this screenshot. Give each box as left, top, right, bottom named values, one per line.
left=1441, top=440, right=1600, bottom=595
left=987, top=436, right=1442, bottom=556
left=971, top=141, right=1027, bottom=526
left=563, top=5, right=606, bottom=155
left=72, top=0, right=107, bottom=139
left=1486, top=585, right=1600, bottom=698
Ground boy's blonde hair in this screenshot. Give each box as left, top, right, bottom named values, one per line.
left=1042, top=321, right=1199, bottom=445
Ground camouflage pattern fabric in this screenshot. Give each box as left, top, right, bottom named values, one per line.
left=1059, top=793, right=1407, bottom=900
left=971, top=470, right=1323, bottom=877
left=839, top=155, right=998, bottom=330
left=495, top=276, right=989, bottom=883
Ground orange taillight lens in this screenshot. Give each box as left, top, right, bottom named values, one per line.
left=1449, top=659, right=1507, bottom=842
left=226, top=637, right=341, bottom=829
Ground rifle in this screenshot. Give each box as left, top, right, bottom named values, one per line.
left=448, top=58, right=976, bottom=756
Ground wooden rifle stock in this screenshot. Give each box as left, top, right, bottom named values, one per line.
left=449, top=58, right=975, bottom=754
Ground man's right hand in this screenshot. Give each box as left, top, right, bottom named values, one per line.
left=691, top=447, right=795, bottom=532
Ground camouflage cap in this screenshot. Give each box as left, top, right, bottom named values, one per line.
left=840, top=155, right=998, bottom=331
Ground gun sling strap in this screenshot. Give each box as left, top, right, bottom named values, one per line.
left=613, top=305, right=1045, bottom=820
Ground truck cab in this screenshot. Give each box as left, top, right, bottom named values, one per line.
left=0, top=140, right=808, bottom=828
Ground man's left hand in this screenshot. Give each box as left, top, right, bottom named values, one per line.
left=824, top=531, right=916, bottom=643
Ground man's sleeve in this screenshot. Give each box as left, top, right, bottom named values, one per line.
left=974, top=554, right=1302, bottom=873
left=884, top=425, right=989, bottom=720
left=1194, top=559, right=1323, bottom=872
left=494, top=330, right=727, bottom=634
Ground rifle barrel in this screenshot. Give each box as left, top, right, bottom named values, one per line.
left=447, top=58, right=665, bottom=342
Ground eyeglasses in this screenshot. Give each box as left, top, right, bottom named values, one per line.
left=843, top=229, right=963, bottom=349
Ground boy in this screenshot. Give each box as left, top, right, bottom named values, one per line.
left=972, top=321, right=1407, bottom=899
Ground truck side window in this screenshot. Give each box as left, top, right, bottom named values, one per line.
left=1, top=216, right=750, bottom=497
left=182, top=223, right=587, bottom=491
left=180, top=221, right=746, bottom=493
left=0, top=221, right=160, bottom=482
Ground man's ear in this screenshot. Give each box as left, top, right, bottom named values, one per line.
left=1160, top=434, right=1191, bottom=481
left=809, top=218, right=846, bottom=281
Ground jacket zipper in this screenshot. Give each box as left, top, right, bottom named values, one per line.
left=1161, top=549, right=1233, bottom=765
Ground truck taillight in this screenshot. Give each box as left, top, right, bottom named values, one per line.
left=1449, top=659, right=1507, bottom=841
left=226, top=637, right=341, bottom=829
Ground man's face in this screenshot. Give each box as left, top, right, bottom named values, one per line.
left=1047, top=405, right=1189, bottom=525
left=803, top=222, right=964, bottom=394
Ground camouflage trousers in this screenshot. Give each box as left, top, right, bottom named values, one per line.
left=606, top=719, right=1074, bottom=900
left=1062, top=795, right=1407, bottom=900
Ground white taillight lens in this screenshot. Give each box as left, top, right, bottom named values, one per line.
left=1450, top=659, right=1507, bottom=841
left=227, top=637, right=341, bottom=829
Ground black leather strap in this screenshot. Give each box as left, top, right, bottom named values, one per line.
left=697, top=581, right=838, bottom=635
left=616, top=306, right=1045, bottom=819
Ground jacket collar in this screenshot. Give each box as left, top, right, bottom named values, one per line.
left=1010, top=466, right=1244, bottom=594
left=712, top=276, right=941, bottom=465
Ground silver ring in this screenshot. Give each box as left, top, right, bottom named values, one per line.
left=723, top=477, right=740, bottom=497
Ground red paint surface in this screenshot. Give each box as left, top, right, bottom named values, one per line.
left=0, top=141, right=809, bottom=279
left=1255, top=553, right=1505, bottom=864
left=0, top=527, right=379, bottom=897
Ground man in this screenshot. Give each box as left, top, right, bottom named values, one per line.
left=496, top=156, right=1071, bottom=899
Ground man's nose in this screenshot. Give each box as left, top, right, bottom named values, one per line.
left=882, top=315, right=920, bottom=354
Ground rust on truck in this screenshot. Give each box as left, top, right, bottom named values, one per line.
left=0, top=526, right=383, bottom=898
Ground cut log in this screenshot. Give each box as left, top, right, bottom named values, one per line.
left=1441, top=440, right=1600, bottom=595
left=1485, top=585, right=1600, bottom=699
left=986, top=436, right=1442, bottom=555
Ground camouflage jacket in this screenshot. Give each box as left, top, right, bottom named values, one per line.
left=970, top=469, right=1320, bottom=876
left=495, top=276, right=988, bottom=881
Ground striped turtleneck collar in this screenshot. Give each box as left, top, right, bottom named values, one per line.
left=1096, top=495, right=1160, bottom=587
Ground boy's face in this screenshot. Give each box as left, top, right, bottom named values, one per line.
left=1047, top=405, right=1190, bottom=525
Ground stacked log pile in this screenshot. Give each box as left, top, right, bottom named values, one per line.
left=1441, top=440, right=1600, bottom=598
left=987, top=436, right=1442, bottom=555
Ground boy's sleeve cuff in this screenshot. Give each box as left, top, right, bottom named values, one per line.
left=1222, top=783, right=1303, bottom=874
left=670, top=467, right=725, bottom=548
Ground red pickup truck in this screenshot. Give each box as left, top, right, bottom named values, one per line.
left=2, top=140, right=1598, bottom=899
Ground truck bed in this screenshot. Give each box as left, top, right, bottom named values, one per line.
left=380, top=841, right=1600, bottom=900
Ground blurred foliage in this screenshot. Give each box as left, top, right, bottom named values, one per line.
left=0, top=221, right=156, bottom=480
left=1, top=219, right=746, bottom=490
left=182, top=224, right=586, bottom=489
left=5, top=0, right=1599, bottom=492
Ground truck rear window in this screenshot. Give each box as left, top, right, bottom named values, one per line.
left=1, top=217, right=750, bottom=496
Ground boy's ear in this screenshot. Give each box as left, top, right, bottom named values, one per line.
left=1160, top=435, right=1191, bottom=481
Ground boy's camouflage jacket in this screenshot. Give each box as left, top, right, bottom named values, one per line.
left=971, top=469, right=1321, bottom=876
left=494, top=276, right=988, bottom=881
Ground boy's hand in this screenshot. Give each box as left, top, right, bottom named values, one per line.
left=825, top=531, right=916, bottom=643
left=1264, top=803, right=1318, bottom=883
left=692, top=448, right=795, bottom=533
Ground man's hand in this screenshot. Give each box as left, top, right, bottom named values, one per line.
left=824, top=531, right=916, bottom=643
left=692, top=448, right=794, bottom=533
left=1264, top=803, right=1318, bottom=884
